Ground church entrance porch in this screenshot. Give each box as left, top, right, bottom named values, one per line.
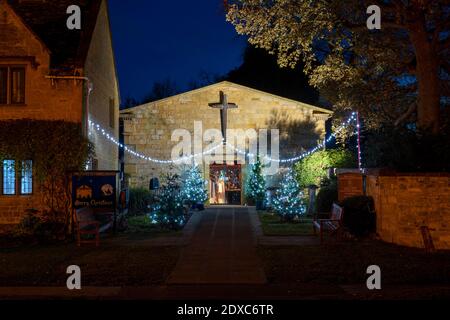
left=209, top=164, right=242, bottom=205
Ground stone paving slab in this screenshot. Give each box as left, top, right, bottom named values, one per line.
left=167, top=206, right=266, bottom=284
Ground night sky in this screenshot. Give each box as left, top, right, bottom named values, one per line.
left=108, top=0, right=247, bottom=102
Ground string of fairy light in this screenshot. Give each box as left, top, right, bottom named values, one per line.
left=88, top=112, right=361, bottom=166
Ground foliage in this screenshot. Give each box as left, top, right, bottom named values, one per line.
left=244, top=157, right=266, bottom=202
left=226, top=45, right=319, bottom=104
left=364, top=125, right=450, bottom=172
left=316, top=178, right=338, bottom=214
left=142, top=78, right=180, bottom=104
left=14, top=209, right=66, bottom=243
left=226, top=0, right=449, bottom=133
left=150, top=174, right=186, bottom=230
left=180, top=166, right=208, bottom=205
left=294, top=149, right=356, bottom=187
left=0, top=120, right=93, bottom=230
left=272, top=170, right=306, bottom=221
left=340, top=196, right=376, bottom=238
left=129, top=187, right=153, bottom=215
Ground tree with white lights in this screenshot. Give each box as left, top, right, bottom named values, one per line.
left=245, top=157, right=266, bottom=204
left=272, top=169, right=306, bottom=222
left=181, top=166, right=208, bottom=206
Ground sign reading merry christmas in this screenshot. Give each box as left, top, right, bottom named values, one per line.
left=72, top=171, right=118, bottom=210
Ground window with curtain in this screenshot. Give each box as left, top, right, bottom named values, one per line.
left=11, top=68, right=25, bottom=104
left=0, top=66, right=25, bottom=105
left=2, top=160, right=16, bottom=195
left=21, top=160, right=33, bottom=195
left=0, top=67, right=7, bottom=104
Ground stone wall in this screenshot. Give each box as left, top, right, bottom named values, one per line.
left=0, top=2, right=83, bottom=122
left=0, top=0, right=119, bottom=225
left=84, top=0, right=120, bottom=171
left=0, top=2, right=82, bottom=225
left=121, top=81, right=331, bottom=191
left=338, top=172, right=450, bottom=250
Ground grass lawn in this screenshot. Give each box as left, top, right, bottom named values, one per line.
left=0, top=242, right=180, bottom=287
left=122, top=215, right=183, bottom=240
left=259, top=241, right=450, bottom=286
left=259, top=212, right=313, bottom=236
left=0, top=215, right=186, bottom=287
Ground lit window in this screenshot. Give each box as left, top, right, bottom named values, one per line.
left=21, top=160, right=33, bottom=195
left=2, top=160, right=16, bottom=195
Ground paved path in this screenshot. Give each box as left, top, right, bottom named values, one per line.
left=167, top=206, right=266, bottom=284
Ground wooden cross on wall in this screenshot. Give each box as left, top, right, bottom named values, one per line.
left=209, top=91, right=238, bottom=142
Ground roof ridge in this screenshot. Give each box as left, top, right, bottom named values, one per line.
left=121, top=81, right=333, bottom=114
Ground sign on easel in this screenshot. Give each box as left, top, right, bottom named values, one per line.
left=72, top=171, right=119, bottom=233
left=72, top=171, right=118, bottom=210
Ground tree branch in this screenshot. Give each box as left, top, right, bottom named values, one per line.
left=395, top=102, right=417, bottom=126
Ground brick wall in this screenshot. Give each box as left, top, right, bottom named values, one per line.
left=0, top=190, right=45, bottom=225
left=338, top=172, right=364, bottom=202
left=338, top=172, right=450, bottom=250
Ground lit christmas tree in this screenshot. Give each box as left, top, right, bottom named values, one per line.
left=150, top=173, right=185, bottom=229
left=245, top=157, right=266, bottom=206
left=272, top=169, right=306, bottom=221
left=180, top=166, right=208, bottom=207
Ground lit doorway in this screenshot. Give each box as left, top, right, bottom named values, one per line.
left=209, top=164, right=242, bottom=205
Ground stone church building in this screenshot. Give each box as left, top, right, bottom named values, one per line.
left=121, top=81, right=332, bottom=205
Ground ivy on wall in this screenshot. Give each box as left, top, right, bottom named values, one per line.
left=0, top=120, right=93, bottom=223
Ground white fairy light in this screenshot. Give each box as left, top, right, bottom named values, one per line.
left=88, top=113, right=357, bottom=165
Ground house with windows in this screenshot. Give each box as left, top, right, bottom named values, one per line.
left=0, top=0, right=120, bottom=225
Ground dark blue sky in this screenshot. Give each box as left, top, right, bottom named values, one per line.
left=108, top=0, right=247, bottom=102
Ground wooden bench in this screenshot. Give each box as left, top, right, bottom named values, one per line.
left=74, top=208, right=114, bottom=247
left=313, top=203, right=344, bottom=244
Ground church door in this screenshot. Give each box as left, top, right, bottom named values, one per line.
left=209, top=164, right=242, bottom=205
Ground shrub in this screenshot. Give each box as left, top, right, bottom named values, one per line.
left=129, top=187, right=152, bottom=215
left=15, top=209, right=66, bottom=243
left=294, top=149, right=357, bottom=187
left=0, top=120, right=93, bottom=235
left=316, top=179, right=338, bottom=213
left=340, top=196, right=376, bottom=238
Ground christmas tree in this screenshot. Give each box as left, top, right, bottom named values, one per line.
left=150, top=173, right=185, bottom=230
left=272, top=169, right=306, bottom=221
left=245, top=157, right=266, bottom=203
left=180, top=166, right=208, bottom=206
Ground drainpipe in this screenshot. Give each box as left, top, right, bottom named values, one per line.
left=45, top=76, right=93, bottom=137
